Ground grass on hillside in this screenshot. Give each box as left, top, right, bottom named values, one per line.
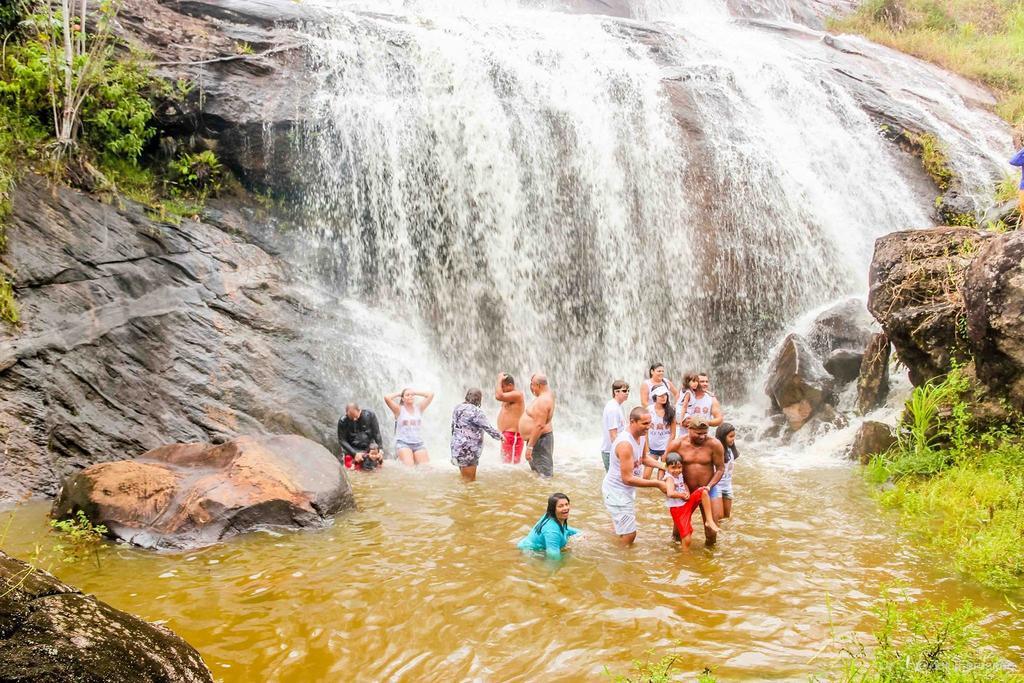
left=866, top=369, right=1024, bottom=591
left=830, top=0, right=1024, bottom=124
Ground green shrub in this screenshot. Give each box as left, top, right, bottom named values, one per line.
left=0, top=274, right=17, bottom=325
left=168, top=150, right=223, bottom=199
left=50, top=510, right=107, bottom=568
left=81, top=58, right=156, bottom=163
left=915, top=133, right=955, bottom=191
left=839, top=591, right=1023, bottom=682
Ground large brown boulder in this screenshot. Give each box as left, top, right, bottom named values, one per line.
left=869, top=227, right=1022, bottom=423
left=765, top=333, right=834, bottom=431
left=807, top=298, right=877, bottom=358
left=963, top=229, right=1024, bottom=411
left=52, top=435, right=354, bottom=550
left=0, top=550, right=212, bottom=682
left=849, top=421, right=897, bottom=463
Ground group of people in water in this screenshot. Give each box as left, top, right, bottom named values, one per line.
left=335, top=363, right=739, bottom=556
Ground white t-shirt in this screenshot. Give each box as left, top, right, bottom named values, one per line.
left=666, top=472, right=689, bottom=508
left=600, top=399, right=625, bottom=452
left=602, top=430, right=644, bottom=505
left=677, top=391, right=714, bottom=423
left=647, top=404, right=671, bottom=452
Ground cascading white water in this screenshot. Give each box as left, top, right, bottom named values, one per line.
left=289, top=0, right=1003, bottom=413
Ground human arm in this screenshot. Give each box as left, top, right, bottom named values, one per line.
left=384, top=392, right=401, bottom=417
left=666, top=379, right=678, bottom=402
left=641, top=453, right=667, bottom=473
left=616, top=442, right=666, bottom=489
left=705, top=440, right=726, bottom=490
left=416, top=390, right=435, bottom=412
left=678, top=393, right=691, bottom=424
left=495, top=374, right=523, bottom=403
left=472, top=407, right=502, bottom=440
left=640, top=380, right=650, bottom=407
left=337, top=419, right=357, bottom=456
left=707, top=398, right=724, bottom=427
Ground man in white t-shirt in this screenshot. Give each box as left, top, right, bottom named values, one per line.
left=600, top=380, right=630, bottom=471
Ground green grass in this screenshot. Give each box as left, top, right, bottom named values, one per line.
left=866, top=370, right=1024, bottom=590
left=837, top=589, right=1024, bottom=682
left=830, top=0, right=1024, bottom=124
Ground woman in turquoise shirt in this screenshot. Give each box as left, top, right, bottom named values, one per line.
left=517, top=493, right=578, bottom=560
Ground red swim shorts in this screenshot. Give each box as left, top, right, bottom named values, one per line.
left=669, top=488, right=704, bottom=538
left=502, top=431, right=524, bottom=464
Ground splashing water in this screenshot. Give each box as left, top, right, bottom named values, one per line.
left=284, top=0, right=1004, bottom=412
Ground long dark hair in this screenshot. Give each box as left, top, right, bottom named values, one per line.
left=715, top=422, right=739, bottom=461
left=648, top=362, right=663, bottom=379
left=653, top=390, right=675, bottom=425
left=534, top=493, right=570, bottom=534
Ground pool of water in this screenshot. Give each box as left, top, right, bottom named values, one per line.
left=2, top=433, right=1022, bottom=681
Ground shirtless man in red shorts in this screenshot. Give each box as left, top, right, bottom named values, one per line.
left=665, top=416, right=725, bottom=546
left=495, top=373, right=526, bottom=464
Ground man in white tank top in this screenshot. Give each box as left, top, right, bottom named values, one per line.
left=677, top=373, right=724, bottom=428
left=602, top=406, right=670, bottom=547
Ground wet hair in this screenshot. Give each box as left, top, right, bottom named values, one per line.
left=534, top=493, right=570, bottom=534
left=368, top=442, right=380, bottom=452
left=502, top=373, right=515, bottom=386
left=628, top=406, right=647, bottom=422
left=346, top=402, right=360, bottom=412
left=465, top=388, right=483, bottom=406
left=611, top=379, right=629, bottom=396
left=648, top=362, right=664, bottom=378
left=682, top=372, right=699, bottom=390
left=715, top=422, right=739, bottom=460
left=665, top=453, right=683, bottom=466
left=399, top=389, right=410, bottom=402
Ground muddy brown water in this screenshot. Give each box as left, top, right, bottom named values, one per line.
left=3, top=435, right=1022, bottom=681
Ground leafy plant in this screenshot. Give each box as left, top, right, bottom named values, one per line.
left=838, top=591, right=1021, bottom=682
left=0, top=273, right=18, bottom=325
left=50, top=509, right=107, bottom=568
left=168, top=149, right=222, bottom=199
left=604, top=650, right=710, bottom=683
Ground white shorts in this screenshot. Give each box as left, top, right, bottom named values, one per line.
left=605, top=501, right=637, bottom=535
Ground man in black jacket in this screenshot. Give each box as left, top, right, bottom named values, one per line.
left=337, top=403, right=385, bottom=469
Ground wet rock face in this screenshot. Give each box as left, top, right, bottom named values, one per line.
left=849, top=420, right=896, bottom=463
left=0, top=550, right=213, bottom=682
left=857, top=332, right=891, bottom=414
left=869, top=227, right=1023, bottom=422
left=824, top=348, right=864, bottom=383
left=0, top=177, right=348, bottom=502
left=765, top=333, right=834, bottom=431
left=52, top=435, right=354, bottom=550
left=807, top=298, right=877, bottom=359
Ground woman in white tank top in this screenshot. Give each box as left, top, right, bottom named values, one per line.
left=385, top=388, right=435, bottom=466
left=640, top=362, right=678, bottom=407
left=644, top=386, right=676, bottom=479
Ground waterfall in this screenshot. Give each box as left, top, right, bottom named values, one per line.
left=288, top=0, right=1003, bottom=410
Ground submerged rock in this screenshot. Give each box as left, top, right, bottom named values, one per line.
left=765, top=333, right=834, bottom=431
left=0, top=550, right=213, bottom=682
left=52, top=435, right=354, bottom=550
left=856, top=332, right=891, bottom=414
left=849, top=420, right=896, bottom=463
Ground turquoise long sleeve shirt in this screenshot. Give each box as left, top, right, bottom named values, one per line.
left=517, top=516, right=578, bottom=560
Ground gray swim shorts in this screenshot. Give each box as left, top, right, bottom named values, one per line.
left=529, top=432, right=554, bottom=477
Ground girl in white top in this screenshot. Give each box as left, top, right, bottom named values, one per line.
left=640, top=362, right=678, bottom=407
left=385, top=388, right=435, bottom=466
left=643, top=386, right=676, bottom=479
left=675, top=372, right=699, bottom=422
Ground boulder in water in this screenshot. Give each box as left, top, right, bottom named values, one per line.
left=52, top=435, right=354, bottom=550
left=856, top=333, right=891, bottom=413
left=824, top=348, right=865, bottom=384
left=849, top=421, right=897, bottom=463
left=806, top=298, right=876, bottom=358
left=765, top=333, right=834, bottom=431
left=0, top=550, right=213, bottom=682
